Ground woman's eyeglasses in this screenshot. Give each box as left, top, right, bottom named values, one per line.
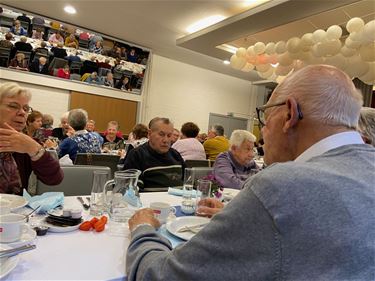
left=3, top=102, right=33, bottom=114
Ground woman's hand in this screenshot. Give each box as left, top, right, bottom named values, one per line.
left=196, top=198, right=224, bottom=218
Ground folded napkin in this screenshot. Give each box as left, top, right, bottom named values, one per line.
left=23, top=190, right=64, bottom=214
left=123, top=188, right=142, bottom=208
left=168, top=187, right=200, bottom=198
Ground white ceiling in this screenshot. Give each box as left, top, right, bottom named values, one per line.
left=2, top=0, right=374, bottom=81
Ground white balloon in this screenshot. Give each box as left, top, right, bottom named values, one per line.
left=258, top=67, right=274, bottom=79
left=254, top=42, right=266, bottom=55
left=293, top=60, right=306, bottom=71
left=299, top=51, right=312, bottom=61
left=346, top=55, right=369, bottom=78
left=346, top=17, right=365, bottom=33
left=349, top=31, right=364, bottom=42
left=325, top=54, right=347, bottom=70
left=345, top=37, right=361, bottom=49
left=301, top=33, right=314, bottom=46
left=312, top=43, right=324, bottom=57
left=246, top=46, right=255, bottom=57
left=359, top=43, right=375, bottom=62
left=286, top=37, right=301, bottom=53
left=275, top=64, right=293, bottom=76
left=312, top=29, right=327, bottom=43
left=256, top=63, right=271, bottom=73
left=275, top=41, right=286, bottom=54
left=363, top=20, right=375, bottom=42
left=236, top=47, right=247, bottom=58
left=341, top=46, right=357, bottom=57
left=230, top=55, right=247, bottom=70
left=326, top=25, right=342, bottom=40
left=289, top=51, right=301, bottom=60
left=265, top=42, right=276, bottom=55
left=278, top=52, right=293, bottom=66
left=306, top=55, right=324, bottom=65
left=276, top=75, right=287, bottom=84
left=241, top=62, right=255, bottom=72
left=324, top=39, right=342, bottom=56
left=359, top=62, right=375, bottom=84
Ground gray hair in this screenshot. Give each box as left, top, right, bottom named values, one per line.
left=0, top=82, right=31, bottom=104
left=358, top=107, right=375, bottom=146
left=42, top=114, right=54, bottom=127
left=60, top=111, right=69, bottom=122
left=68, top=108, right=88, bottom=130
left=212, top=124, right=224, bottom=136
left=230, top=130, right=256, bottom=148
left=148, top=117, right=172, bottom=131
left=274, top=64, right=363, bottom=129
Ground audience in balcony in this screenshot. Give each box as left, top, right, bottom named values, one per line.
left=127, top=48, right=138, bottom=63
left=29, top=56, right=49, bottom=74
left=31, top=27, right=44, bottom=40
left=9, top=52, right=29, bottom=71
left=65, top=49, right=81, bottom=64
left=34, top=41, right=50, bottom=56
left=0, top=32, right=13, bottom=49
left=103, top=72, right=114, bottom=87
left=81, top=56, right=98, bottom=74
left=31, top=16, right=45, bottom=26
left=88, top=34, right=103, bottom=50
left=97, top=58, right=111, bottom=69
left=14, top=36, right=33, bottom=53
left=51, top=42, right=68, bottom=59
left=85, top=72, right=102, bottom=84
left=57, top=64, right=71, bottom=79
left=48, top=31, right=64, bottom=45
left=89, top=41, right=103, bottom=54
left=115, top=76, right=131, bottom=91
left=64, top=33, right=79, bottom=49
left=10, top=20, right=27, bottom=36
left=16, top=14, right=31, bottom=31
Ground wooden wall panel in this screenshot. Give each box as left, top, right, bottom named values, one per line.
left=70, top=91, right=137, bottom=134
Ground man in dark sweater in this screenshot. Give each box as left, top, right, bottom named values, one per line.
left=123, top=117, right=185, bottom=191
left=29, top=57, right=49, bottom=74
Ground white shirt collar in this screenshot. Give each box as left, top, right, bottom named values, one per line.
left=295, top=131, right=364, bottom=163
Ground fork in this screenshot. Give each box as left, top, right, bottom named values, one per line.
left=77, top=197, right=90, bottom=210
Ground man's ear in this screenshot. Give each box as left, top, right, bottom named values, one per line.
left=147, top=129, right=152, bottom=138
left=282, top=97, right=299, bottom=133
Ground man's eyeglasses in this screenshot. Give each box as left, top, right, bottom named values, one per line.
left=3, top=102, right=33, bottom=114
left=256, top=101, right=303, bottom=128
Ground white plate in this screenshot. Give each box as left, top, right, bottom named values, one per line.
left=166, top=216, right=210, bottom=241
left=0, top=245, right=19, bottom=279
left=0, top=194, right=27, bottom=211
left=42, top=210, right=82, bottom=233
left=0, top=225, right=36, bottom=248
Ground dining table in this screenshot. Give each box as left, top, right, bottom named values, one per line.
left=2, top=189, right=239, bottom=280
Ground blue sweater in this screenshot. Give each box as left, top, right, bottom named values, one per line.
left=126, top=144, right=375, bottom=281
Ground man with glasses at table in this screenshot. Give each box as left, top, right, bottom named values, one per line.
left=125, top=65, right=375, bottom=281
left=0, top=82, right=63, bottom=194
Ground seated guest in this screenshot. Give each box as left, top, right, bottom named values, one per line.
left=86, top=119, right=103, bottom=145
left=213, top=130, right=258, bottom=189
left=203, top=124, right=230, bottom=160
left=10, top=20, right=27, bottom=36
left=197, top=132, right=207, bottom=143
left=127, top=48, right=137, bottom=63
left=126, top=65, right=375, bottom=281
left=24, top=110, right=43, bottom=142
left=102, top=120, right=123, bottom=150
left=52, top=112, right=74, bottom=141
left=79, top=31, right=90, bottom=41
left=120, top=47, right=128, bottom=61
left=358, top=107, right=375, bottom=146
left=34, top=41, right=50, bottom=57
left=16, top=13, right=31, bottom=32
left=81, top=56, right=98, bottom=75
left=51, top=42, right=68, bottom=59
left=88, top=34, right=103, bottom=50
left=171, top=128, right=180, bottom=145
left=115, top=76, right=131, bottom=91
left=56, top=64, right=70, bottom=79
left=97, top=58, right=112, bottom=69
left=85, top=72, right=102, bottom=84
left=103, top=72, right=114, bottom=87
left=64, top=33, right=78, bottom=48
left=9, top=53, right=29, bottom=71
left=65, top=49, right=81, bottom=64
left=89, top=41, right=103, bottom=54
left=0, top=32, right=13, bottom=49
left=48, top=31, right=64, bottom=45
left=172, top=122, right=206, bottom=161
left=49, top=21, right=61, bottom=30
left=14, top=36, right=33, bottom=53
left=123, top=117, right=185, bottom=190
left=29, top=56, right=49, bottom=75
left=129, top=123, right=149, bottom=148
left=0, top=82, right=63, bottom=194
left=38, top=113, right=54, bottom=142
left=106, top=46, right=122, bottom=59
left=58, top=109, right=101, bottom=161
left=31, top=27, right=44, bottom=40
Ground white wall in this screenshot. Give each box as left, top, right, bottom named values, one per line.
left=144, top=54, right=262, bottom=132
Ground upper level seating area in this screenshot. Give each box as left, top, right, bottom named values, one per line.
left=0, top=7, right=149, bottom=93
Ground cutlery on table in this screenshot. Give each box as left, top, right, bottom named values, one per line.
left=0, top=244, right=36, bottom=258
left=177, top=223, right=208, bottom=233
left=77, top=197, right=90, bottom=210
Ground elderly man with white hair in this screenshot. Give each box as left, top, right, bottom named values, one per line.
left=213, top=129, right=258, bottom=189
left=358, top=107, right=375, bottom=146
left=125, top=65, right=374, bottom=281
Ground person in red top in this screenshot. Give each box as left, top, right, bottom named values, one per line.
left=57, top=64, right=70, bottom=79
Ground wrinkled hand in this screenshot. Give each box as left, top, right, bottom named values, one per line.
left=44, top=139, right=58, bottom=149
left=196, top=198, right=224, bottom=218
left=0, top=123, right=40, bottom=156
left=66, top=126, right=75, bottom=137
left=128, top=208, right=161, bottom=232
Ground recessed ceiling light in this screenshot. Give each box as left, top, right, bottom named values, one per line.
left=223, top=60, right=230, bottom=65
left=186, top=15, right=226, bottom=33
left=64, top=5, right=76, bottom=14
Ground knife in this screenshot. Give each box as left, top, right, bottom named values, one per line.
left=0, top=244, right=36, bottom=258
left=77, top=197, right=90, bottom=210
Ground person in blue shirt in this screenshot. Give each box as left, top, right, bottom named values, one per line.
left=10, top=20, right=27, bottom=36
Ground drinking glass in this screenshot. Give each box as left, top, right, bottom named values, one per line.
left=181, top=168, right=194, bottom=214
left=195, top=179, right=212, bottom=216
left=90, top=170, right=110, bottom=216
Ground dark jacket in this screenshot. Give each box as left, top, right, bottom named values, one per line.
left=29, top=59, right=49, bottom=74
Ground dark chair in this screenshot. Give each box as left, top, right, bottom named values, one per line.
left=98, top=67, right=111, bottom=77
left=185, top=159, right=210, bottom=168
left=0, top=15, right=14, bottom=28
left=36, top=165, right=111, bottom=196
left=48, top=57, right=68, bottom=73
left=135, top=77, right=143, bottom=89
left=0, top=47, right=11, bottom=67
left=122, top=70, right=133, bottom=80
left=70, top=61, right=83, bottom=74
left=78, top=38, right=89, bottom=50
left=33, top=52, right=49, bottom=64
left=74, top=153, right=120, bottom=178
left=19, top=20, right=30, bottom=33
left=140, top=165, right=183, bottom=192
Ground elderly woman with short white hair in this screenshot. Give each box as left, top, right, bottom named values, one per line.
left=358, top=107, right=375, bottom=146
left=213, top=130, right=258, bottom=189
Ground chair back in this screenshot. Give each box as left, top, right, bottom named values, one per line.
left=36, top=165, right=111, bottom=196
left=16, top=51, right=32, bottom=64
left=98, top=67, right=111, bottom=77
left=70, top=73, right=82, bottom=81
left=48, top=57, right=68, bottom=73
left=141, top=165, right=183, bottom=192
left=79, top=38, right=89, bottom=50
left=0, top=15, right=14, bottom=28
left=70, top=60, right=83, bottom=74
left=185, top=159, right=210, bottom=168
left=33, top=52, right=49, bottom=64
left=74, top=153, right=120, bottom=178
left=0, top=47, right=11, bottom=67
left=19, top=20, right=29, bottom=33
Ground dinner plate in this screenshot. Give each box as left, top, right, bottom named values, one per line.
left=0, top=225, right=36, bottom=248
left=0, top=194, right=28, bottom=211
left=42, top=210, right=82, bottom=233
left=166, top=216, right=210, bottom=241
left=0, top=245, right=19, bottom=279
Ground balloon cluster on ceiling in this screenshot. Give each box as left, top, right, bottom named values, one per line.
left=230, top=18, right=375, bottom=85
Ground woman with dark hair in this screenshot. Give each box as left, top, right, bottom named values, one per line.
left=172, top=122, right=206, bottom=160
left=115, top=75, right=132, bottom=91
left=24, top=110, right=44, bottom=143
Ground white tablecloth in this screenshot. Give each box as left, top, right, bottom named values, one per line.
left=5, top=192, right=182, bottom=281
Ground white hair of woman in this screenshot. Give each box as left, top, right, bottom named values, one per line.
left=0, top=82, right=31, bottom=102
left=358, top=107, right=375, bottom=146
left=274, top=64, right=363, bottom=129
left=230, top=130, right=256, bottom=148
left=60, top=111, right=69, bottom=122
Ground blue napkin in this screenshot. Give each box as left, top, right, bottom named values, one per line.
left=23, top=190, right=64, bottom=214
left=168, top=187, right=200, bottom=197
left=123, top=188, right=142, bottom=208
